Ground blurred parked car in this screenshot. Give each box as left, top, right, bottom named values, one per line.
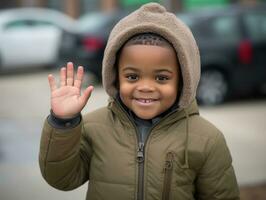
left=178, top=4, right=266, bottom=105
left=0, top=8, right=76, bottom=71
left=59, top=11, right=129, bottom=81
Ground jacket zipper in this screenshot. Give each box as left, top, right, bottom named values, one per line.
left=114, top=99, right=178, bottom=200
left=162, top=152, right=175, bottom=200
left=113, top=100, right=145, bottom=200
left=137, top=142, right=145, bottom=200
left=136, top=112, right=180, bottom=200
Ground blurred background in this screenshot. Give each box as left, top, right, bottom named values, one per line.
left=0, top=0, right=265, bottom=199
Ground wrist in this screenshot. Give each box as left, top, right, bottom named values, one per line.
left=50, top=109, right=81, bottom=120
left=48, top=109, right=81, bottom=129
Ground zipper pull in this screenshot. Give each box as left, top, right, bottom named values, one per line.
left=164, top=152, right=174, bottom=171
left=137, top=142, right=144, bottom=163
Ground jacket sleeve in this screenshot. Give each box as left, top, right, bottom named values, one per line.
left=39, top=117, right=92, bottom=191
left=195, top=132, right=240, bottom=200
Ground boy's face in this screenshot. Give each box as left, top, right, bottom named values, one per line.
left=118, top=44, right=180, bottom=120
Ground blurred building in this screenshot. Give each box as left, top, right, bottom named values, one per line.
left=0, top=0, right=263, bottom=18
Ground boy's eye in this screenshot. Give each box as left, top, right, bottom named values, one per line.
left=126, top=74, right=138, bottom=81
left=156, top=75, right=169, bottom=82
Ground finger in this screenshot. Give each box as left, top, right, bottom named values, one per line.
left=48, top=74, right=57, bottom=92
left=60, top=67, right=66, bottom=87
left=66, top=62, right=74, bottom=86
left=74, top=66, right=84, bottom=89
left=80, top=86, right=94, bottom=106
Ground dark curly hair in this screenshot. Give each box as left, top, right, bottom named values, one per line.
left=123, top=32, right=174, bottom=49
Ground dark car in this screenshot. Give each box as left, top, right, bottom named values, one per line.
left=58, top=11, right=129, bottom=81
left=177, top=4, right=266, bottom=105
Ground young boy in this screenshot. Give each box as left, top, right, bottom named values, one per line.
left=39, top=3, right=239, bottom=200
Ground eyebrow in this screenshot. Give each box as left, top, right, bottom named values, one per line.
left=154, top=69, right=174, bottom=74
left=121, top=66, right=140, bottom=72
left=122, top=66, right=174, bottom=73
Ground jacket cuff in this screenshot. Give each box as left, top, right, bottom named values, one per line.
left=47, top=110, right=81, bottom=129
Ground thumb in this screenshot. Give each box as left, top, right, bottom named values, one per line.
left=79, top=86, right=94, bottom=106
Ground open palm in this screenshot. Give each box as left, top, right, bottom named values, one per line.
left=48, top=62, right=93, bottom=119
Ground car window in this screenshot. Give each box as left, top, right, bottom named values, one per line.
left=77, top=12, right=125, bottom=34
left=31, top=20, right=54, bottom=27
left=4, top=20, right=30, bottom=30
left=183, top=15, right=240, bottom=43
left=4, top=19, right=55, bottom=30
left=243, top=12, right=266, bottom=41
left=105, top=14, right=124, bottom=33
left=209, top=16, right=240, bottom=42
left=176, top=14, right=195, bottom=27
left=78, top=13, right=109, bottom=32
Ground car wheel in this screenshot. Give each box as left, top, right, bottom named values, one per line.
left=197, top=69, right=228, bottom=105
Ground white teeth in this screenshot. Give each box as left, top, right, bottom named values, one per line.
left=138, top=99, right=153, bottom=103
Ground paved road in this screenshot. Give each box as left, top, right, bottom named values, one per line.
left=0, top=69, right=265, bottom=200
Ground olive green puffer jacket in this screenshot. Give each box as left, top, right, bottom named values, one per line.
left=39, top=99, right=239, bottom=200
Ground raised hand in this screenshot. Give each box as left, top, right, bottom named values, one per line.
left=48, top=62, right=94, bottom=119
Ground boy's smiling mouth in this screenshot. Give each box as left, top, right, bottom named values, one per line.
left=134, top=98, right=159, bottom=105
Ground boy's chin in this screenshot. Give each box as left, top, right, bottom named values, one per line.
left=134, top=112, right=157, bottom=120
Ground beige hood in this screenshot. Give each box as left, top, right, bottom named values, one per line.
left=102, top=3, right=201, bottom=109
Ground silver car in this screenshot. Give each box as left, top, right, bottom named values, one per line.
left=0, top=7, right=76, bottom=71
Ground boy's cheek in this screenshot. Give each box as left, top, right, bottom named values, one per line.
left=119, top=83, right=133, bottom=94
left=119, top=85, right=132, bottom=101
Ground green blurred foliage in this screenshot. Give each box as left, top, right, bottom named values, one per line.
left=120, top=0, right=161, bottom=7
left=184, top=0, right=229, bottom=10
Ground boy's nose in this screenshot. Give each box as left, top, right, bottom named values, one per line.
left=136, top=80, right=155, bottom=92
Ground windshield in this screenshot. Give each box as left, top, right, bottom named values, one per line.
left=176, top=14, right=195, bottom=27
left=78, top=13, right=108, bottom=32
